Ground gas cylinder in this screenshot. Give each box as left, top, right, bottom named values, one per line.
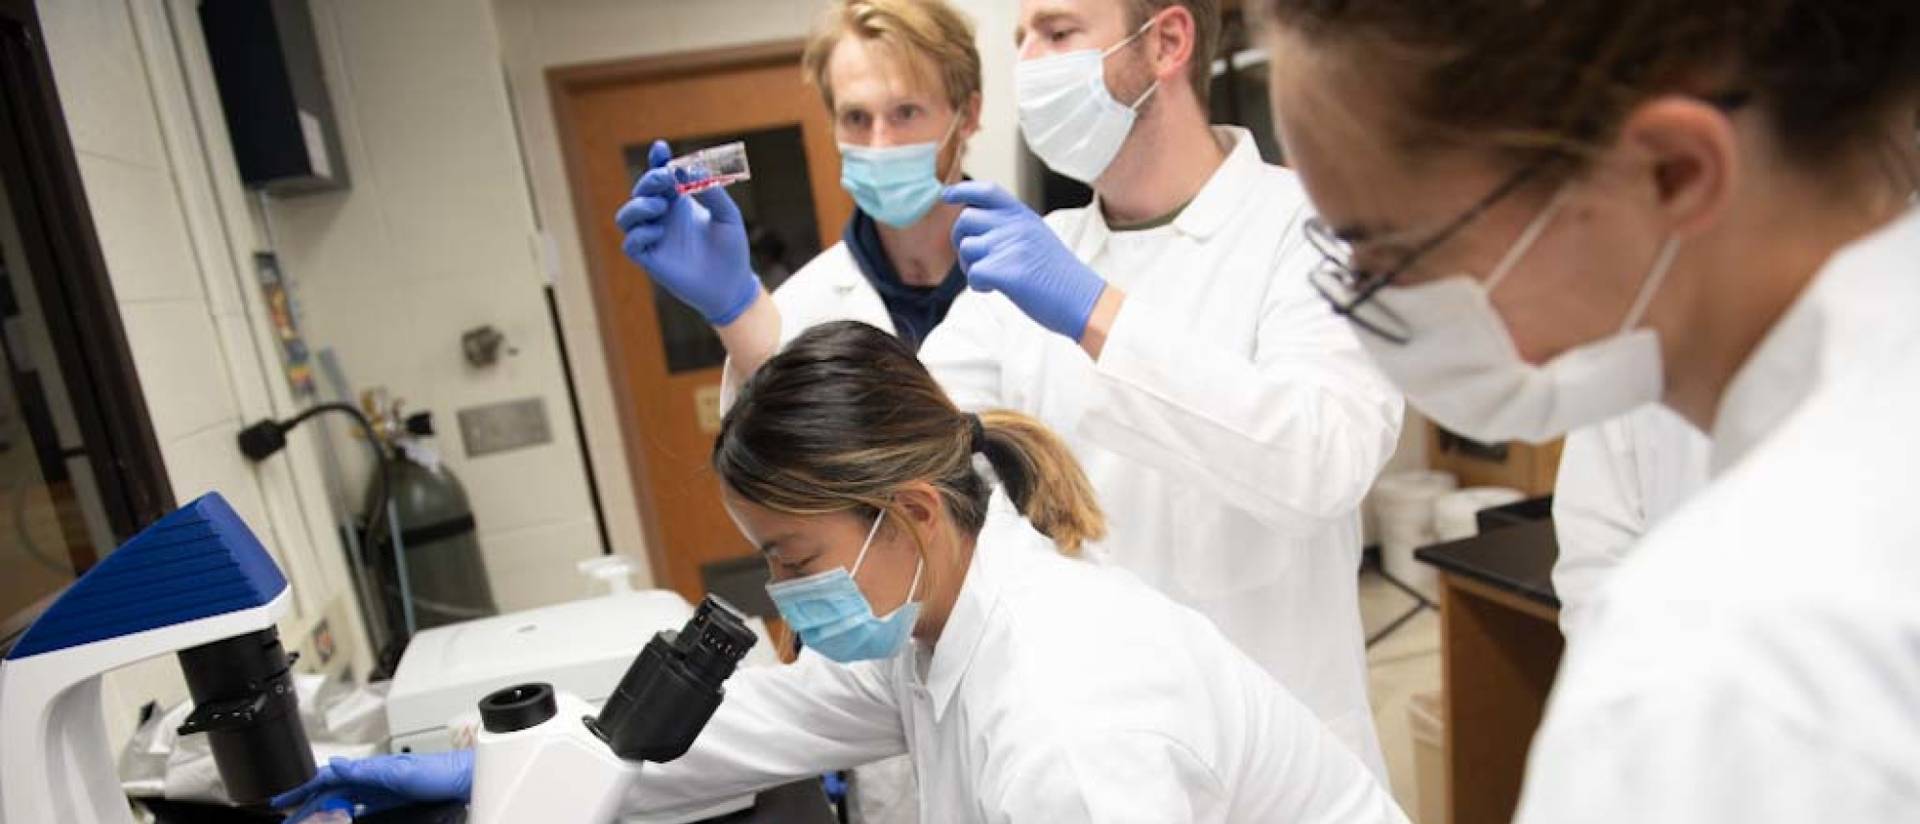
left=362, top=410, right=497, bottom=633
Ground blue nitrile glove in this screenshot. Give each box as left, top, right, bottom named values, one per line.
left=271, top=751, right=474, bottom=822
left=943, top=181, right=1107, bottom=341
left=614, top=140, right=761, bottom=325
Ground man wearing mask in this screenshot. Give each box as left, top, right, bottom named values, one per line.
left=617, top=0, right=982, bottom=403
left=619, top=4, right=985, bottom=820
left=619, top=0, right=1403, bottom=780
left=925, top=0, right=1402, bottom=778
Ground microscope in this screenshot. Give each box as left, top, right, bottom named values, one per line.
left=0, top=489, right=759, bottom=824
left=467, top=595, right=757, bottom=823
left=0, top=493, right=317, bottom=823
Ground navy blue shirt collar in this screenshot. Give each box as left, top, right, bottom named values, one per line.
left=842, top=208, right=967, bottom=350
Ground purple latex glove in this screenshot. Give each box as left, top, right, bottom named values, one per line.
left=614, top=140, right=760, bottom=325
left=271, top=751, right=474, bottom=822
left=943, top=181, right=1107, bottom=341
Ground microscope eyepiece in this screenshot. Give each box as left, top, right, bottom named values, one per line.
left=585, top=595, right=757, bottom=763
left=480, top=682, right=558, bottom=734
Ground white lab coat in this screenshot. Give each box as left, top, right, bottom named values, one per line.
left=918, top=127, right=1404, bottom=777
left=719, top=242, right=892, bottom=404
left=623, top=494, right=1409, bottom=823
left=1550, top=404, right=1710, bottom=644
left=1515, top=206, right=1920, bottom=822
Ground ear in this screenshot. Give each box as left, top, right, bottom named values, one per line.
left=1616, top=96, right=1738, bottom=236
left=889, top=483, right=946, bottom=543
left=1146, top=7, right=1196, bottom=88
left=963, top=91, right=984, bottom=138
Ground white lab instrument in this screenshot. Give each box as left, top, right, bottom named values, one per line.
left=0, top=494, right=316, bottom=824
left=469, top=597, right=757, bottom=824
left=1516, top=207, right=1920, bottom=822
left=667, top=142, right=751, bottom=194
left=385, top=588, right=699, bottom=754
left=918, top=126, right=1403, bottom=779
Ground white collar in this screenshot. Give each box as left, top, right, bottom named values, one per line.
left=1710, top=207, right=1920, bottom=472
left=1067, top=126, right=1265, bottom=260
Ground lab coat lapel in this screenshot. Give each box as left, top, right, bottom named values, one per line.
left=924, top=496, right=1018, bottom=723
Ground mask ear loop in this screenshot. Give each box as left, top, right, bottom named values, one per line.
left=1620, top=236, right=1683, bottom=333
left=1483, top=185, right=1572, bottom=294
left=902, top=555, right=925, bottom=608
left=936, top=110, right=968, bottom=186
left=849, top=508, right=888, bottom=575
left=850, top=508, right=925, bottom=615
left=1101, top=14, right=1164, bottom=112
left=1101, top=14, right=1160, bottom=58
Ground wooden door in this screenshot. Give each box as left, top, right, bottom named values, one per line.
left=551, top=42, right=852, bottom=603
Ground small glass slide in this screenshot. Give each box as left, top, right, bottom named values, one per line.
left=666, top=141, right=752, bottom=194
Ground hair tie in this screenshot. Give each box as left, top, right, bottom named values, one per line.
left=966, top=413, right=986, bottom=454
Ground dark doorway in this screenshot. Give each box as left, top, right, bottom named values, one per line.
left=0, top=0, right=175, bottom=648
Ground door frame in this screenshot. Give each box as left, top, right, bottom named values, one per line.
left=0, top=0, right=174, bottom=548
left=548, top=39, right=809, bottom=588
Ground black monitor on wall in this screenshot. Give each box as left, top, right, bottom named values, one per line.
left=200, top=0, right=349, bottom=194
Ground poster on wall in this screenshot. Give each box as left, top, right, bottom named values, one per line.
left=254, top=252, right=315, bottom=399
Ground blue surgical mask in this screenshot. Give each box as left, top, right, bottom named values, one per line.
left=764, top=510, right=924, bottom=663
left=838, top=116, right=962, bottom=228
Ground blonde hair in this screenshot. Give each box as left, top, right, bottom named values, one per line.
left=1128, top=0, right=1222, bottom=105
left=714, top=322, right=1106, bottom=592
left=802, top=0, right=982, bottom=114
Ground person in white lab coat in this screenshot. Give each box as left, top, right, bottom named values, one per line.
left=273, top=322, right=1408, bottom=823
left=619, top=5, right=986, bottom=810
left=1551, top=405, right=1709, bottom=645
left=925, top=0, right=1404, bottom=777
left=1254, top=0, right=1920, bottom=820
left=618, top=0, right=1403, bottom=781
left=620, top=0, right=984, bottom=408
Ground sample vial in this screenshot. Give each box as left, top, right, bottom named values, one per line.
left=666, top=141, right=752, bottom=194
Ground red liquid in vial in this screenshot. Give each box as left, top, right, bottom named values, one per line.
left=675, top=173, right=746, bottom=195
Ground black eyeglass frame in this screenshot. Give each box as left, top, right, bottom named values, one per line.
left=1304, top=90, right=1754, bottom=345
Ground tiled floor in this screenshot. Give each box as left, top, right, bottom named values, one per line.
left=1359, top=567, right=1443, bottom=821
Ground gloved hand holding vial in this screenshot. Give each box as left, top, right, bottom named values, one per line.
left=613, top=140, right=763, bottom=325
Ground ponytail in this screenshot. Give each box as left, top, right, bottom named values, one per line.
left=974, top=410, right=1106, bottom=554
left=715, top=321, right=1105, bottom=561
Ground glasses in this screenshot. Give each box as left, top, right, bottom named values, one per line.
left=1307, top=91, right=1754, bottom=345
left=1305, top=160, right=1547, bottom=345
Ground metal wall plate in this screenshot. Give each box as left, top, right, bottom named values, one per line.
left=457, top=397, right=552, bottom=458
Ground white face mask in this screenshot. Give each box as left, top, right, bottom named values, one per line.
left=1015, top=18, right=1160, bottom=184
left=1357, top=188, right=1684, bottom=444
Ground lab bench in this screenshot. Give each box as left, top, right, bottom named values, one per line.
left=1415, top=517, right=1564, bottom=824
left=143, top=778, right=836, bottom=824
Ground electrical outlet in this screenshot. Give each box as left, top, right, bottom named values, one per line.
left=458, top=397, right=553, bottom=457
left=695, top=384, right=722, bottom=435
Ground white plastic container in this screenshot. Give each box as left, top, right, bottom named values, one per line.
left=1372, top=470, right=1459, bottom=599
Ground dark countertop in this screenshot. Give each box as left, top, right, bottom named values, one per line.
left=1414, top=518, right=1561, bottom=609
left=145, top=779, right=836, bottom=824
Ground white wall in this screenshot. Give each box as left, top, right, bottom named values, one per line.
left=37, top=0, right=372, bottom=749
left=491, top=0, right=1028, bottom=585
left=252, top=0, right=606, bottom=611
